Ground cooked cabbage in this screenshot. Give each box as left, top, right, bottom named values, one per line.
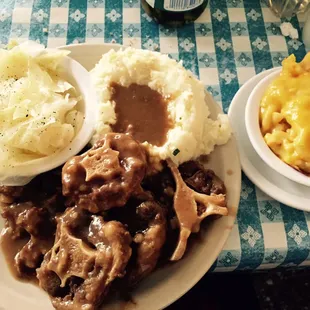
left=0, top=41, right=83, bottom=169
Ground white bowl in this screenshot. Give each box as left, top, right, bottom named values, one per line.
left=0, top=54, right=97, bottom=186
left=245, top=68, right=310, bottom=187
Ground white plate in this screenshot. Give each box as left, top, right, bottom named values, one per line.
left=228, top=67, right=310, bottom=212
left=0, top=44, right=241, bottom=310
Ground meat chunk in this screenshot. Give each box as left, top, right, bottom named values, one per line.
left=102, top=198, right=167, bottom=288
left=0, top=168, right=64, bottom=212
left=167, top=159, right=228, bottom=261
left=1, top=202, right=33, bottom=239
left=0, top=186, right=23, bottom=204
left=2, top=203, right=55, bottom=276
left=0, top=169, right=64, bottom=278
left=2, top=203, right=55, bottom=274
left=127, top=201, right=167, bottom=287
left=179, top=161, right=226, bottom=195
left=37, top=207, right=132, bottom=310
left=62, top=133, right=147, bottom=213
left=142, top=165, right=175, bottom=208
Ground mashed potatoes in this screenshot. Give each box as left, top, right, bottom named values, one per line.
left=0, top=41, right=83, bottom=169
left=91, top=48, right=231, bottom=165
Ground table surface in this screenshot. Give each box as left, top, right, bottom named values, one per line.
left=1, top=0, right=310, bottom=271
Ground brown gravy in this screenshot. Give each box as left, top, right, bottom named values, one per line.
left=110, top=83, right=172, bottom=146
left=0, top=230, right=37, bottom=283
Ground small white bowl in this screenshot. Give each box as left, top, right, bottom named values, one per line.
left=0, top=55, right=97, bottom=186
left=245, top=68, right=310, bottom=187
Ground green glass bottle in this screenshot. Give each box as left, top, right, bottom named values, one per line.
left=142, top=0, right=208, bottom=27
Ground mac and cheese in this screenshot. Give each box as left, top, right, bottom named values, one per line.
left=260, top=53, right=310, bottom=174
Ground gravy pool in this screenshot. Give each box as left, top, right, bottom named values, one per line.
left=111, top=83, right=172, bottom=146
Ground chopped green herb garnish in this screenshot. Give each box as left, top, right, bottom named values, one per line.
left=173, top=148, right=180, bottom=156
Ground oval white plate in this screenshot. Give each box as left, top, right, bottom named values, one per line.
left=228, top=67, right=310, bottom=212
left=0, top=43, right=241, bottom=310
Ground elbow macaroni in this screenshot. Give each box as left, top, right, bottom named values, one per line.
left=260, top=53, right=310, bottom=174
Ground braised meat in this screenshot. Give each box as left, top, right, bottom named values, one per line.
left=106, top=198, right=167, bottom=288
left=0, top=169, right=64, bottom=279
left=2, top=203, right=54, bottom=274
left=37, top=207, right=132, bottom=310
left=126, top=200, right=167, bottom=287
left=142, top=164, right=175, bottom=209
left=0, top=186, right=23, bottom=204
left=179, top=161, right=226, bottom=195
left=167, top=159, right=228, bottom=261
left=0, top=134, right=228, bottom=310
left=62, top=133, right=147, bottom=213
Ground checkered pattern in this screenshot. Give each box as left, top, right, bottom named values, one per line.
left=1, top=0, right=310, bottom=271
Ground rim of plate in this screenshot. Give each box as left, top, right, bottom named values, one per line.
left=228, top=67, right=310, bottom=212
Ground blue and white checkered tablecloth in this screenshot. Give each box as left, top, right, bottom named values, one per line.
left=1, top=0, right=310, bottom=271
